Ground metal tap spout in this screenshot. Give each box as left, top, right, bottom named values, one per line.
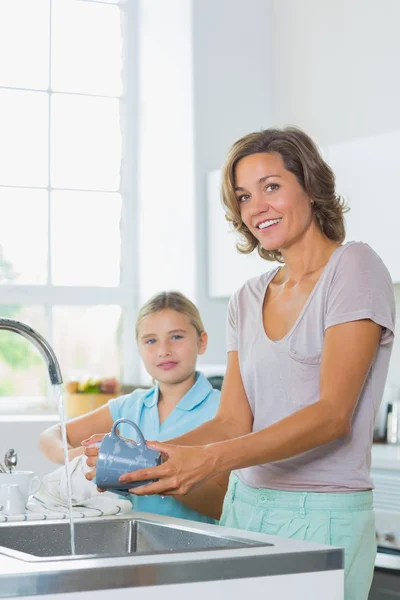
left=0, top=318, right=63, bottom=385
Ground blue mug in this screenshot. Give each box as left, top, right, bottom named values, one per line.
left=95, top=418, right=162, bottom=496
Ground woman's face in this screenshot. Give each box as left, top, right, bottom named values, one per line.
left=234, top=152, right=314, bottom=253
left=137, top=309, right=207, bottom=385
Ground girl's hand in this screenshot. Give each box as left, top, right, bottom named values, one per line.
left=81, top=433, right=105, bottom=482
left=119, top=441, right=217, bottom=496
left=67, top=446, right=86, bottom=463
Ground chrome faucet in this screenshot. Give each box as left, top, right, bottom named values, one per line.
left=0, top=318, right=63, bottom=385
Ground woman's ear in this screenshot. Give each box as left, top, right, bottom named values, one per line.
left=198, top=331, right=208, bottom=355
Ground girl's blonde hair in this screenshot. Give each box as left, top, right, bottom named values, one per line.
left=221, top=126, right=348, bottom=264
left=135, top=291, right=204, bottom=339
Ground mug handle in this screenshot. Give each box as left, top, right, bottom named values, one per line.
left=29, top=475, right=41, bottom=497
left=112, top=418, right=146, bottom=447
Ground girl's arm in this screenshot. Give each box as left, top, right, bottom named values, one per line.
left=39, top=404, right=114, bottom=464
left=120, top=319, right=381, bottom=495
left=171, top=473, right=229, bottom=520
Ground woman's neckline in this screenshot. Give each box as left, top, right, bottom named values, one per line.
left=260, top=241, right=353, bottom=344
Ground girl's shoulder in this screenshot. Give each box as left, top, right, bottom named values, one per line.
left=180, top=373, right=221, bottom=415
left=194, top=387, right=220, bottom=421
left=206, top=387, right=221, bottom=405
left=108, top=386, right=156, bottom=419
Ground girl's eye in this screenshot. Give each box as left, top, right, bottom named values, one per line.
left=145, top=338, right=156, bottom=345
left=237, top=194, right=250, bottom=203
left=171, top=334, right=183, bottom=341
left=266, top=183, right=279, bottom=192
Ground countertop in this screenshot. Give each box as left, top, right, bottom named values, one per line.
left=372, top=443, right=400, bottom=470
left=0, top=512, right=342, bottom=598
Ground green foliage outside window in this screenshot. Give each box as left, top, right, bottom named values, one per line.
left=0, top=248, right=41, bottom=395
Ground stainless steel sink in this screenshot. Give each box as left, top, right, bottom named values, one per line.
left=0, top=518, right=270, bottom=562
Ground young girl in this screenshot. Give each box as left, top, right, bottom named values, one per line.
left=39, top=291, right=224, bottom=524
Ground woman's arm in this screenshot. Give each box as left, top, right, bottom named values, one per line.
left=152, top=353, right=249, bottom=516
left=210, top=319, right=381, bottom=471
left=83, top=432, right=229, bottom=519
left=120, top=319, right=381, bottom=495
left=39, top=404, right=114, bottom=464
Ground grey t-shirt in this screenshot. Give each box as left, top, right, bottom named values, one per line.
left=226, top=242, right=395, bottom=492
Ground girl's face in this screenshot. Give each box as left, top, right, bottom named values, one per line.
left=137, top=309, right=207, bottom=385
left=234, top=152, right=314, bottom=253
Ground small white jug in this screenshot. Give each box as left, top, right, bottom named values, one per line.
left=0, top=471, right=40, bottom=511
left=0, top=483, right=26, bottom=515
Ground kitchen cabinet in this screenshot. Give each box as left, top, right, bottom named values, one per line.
left=328, top=129, right=400, bottom=283
left=370, top=444, right=400, bottom=599
left=14, top=573, right=343, bottom=600
left=369, top=568, right=400, bottom=599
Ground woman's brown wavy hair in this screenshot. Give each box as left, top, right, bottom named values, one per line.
left=221, top=126, right=348, bottom=263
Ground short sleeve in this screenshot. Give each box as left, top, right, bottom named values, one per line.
left=107, top=391, right=143, bottom=422
left=226, top=291, right=239, bottom=352
left=325, top=243, right=395, bottom=345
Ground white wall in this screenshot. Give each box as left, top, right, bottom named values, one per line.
left=193, top=0, right=400, bottom=371
left=0, top=0, right=275, bottom=472
left=271, top=0, right=400, bottom=385
left=192, top=0, right=274, bottom=365
left=271, top=0, right=400, bottom=146
left=0, top=416, right=58, bottom=479
left=137, top=0, right=196, bottom=305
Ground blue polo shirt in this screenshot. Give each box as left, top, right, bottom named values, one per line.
left=108, top=372, right=220, bottom=524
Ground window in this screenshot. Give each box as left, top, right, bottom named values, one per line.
left=0, top=0, right=137, bottom=410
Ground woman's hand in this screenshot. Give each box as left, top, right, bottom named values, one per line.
left=119, top=441, right=218, bottom=496
left=81, top=433, right=106, bottom=482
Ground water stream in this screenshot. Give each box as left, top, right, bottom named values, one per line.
left=52, top=385, right=76, bottom=555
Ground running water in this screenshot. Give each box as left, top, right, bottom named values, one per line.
left=52, top=385, right=76, bottom=555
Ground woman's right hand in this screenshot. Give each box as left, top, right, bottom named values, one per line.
left=81, top=433, right=106, bottom=481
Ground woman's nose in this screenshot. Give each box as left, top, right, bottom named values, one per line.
left=248, top=193, right=269, bottom=216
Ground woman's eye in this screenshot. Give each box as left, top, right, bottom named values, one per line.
left=145, top=338, right=156, bottom=345
left=237, top=194, right=250, bottom=203
left=171, top=335, right=183, bottom=341
left=266, top=183, right=279, bottom=192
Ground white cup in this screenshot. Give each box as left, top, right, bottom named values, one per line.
left=0, top=484, right=26, bottom=515
left=0, top=471, right=40, bottom=510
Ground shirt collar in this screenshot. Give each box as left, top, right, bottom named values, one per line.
left=143, top=384, right=159, bottom=408
left=142, top=371, right=213, bottom=411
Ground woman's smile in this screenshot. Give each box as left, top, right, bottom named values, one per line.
left=256, top=217, right=283, bottom=232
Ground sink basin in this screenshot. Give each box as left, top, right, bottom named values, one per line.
left=0, top=518, right=270, bottom=562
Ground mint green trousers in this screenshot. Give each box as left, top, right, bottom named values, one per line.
left=220, top=474, right=376, bottom=600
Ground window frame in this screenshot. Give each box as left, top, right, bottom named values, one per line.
left=0, top=0, right=140, bottom=411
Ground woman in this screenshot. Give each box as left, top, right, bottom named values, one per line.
left=40, top=291, right=225, bottom=523
left=93, top=128, right=394, bottom=600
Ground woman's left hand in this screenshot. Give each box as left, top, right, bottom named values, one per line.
left=119, top=441, right=217, bottom=496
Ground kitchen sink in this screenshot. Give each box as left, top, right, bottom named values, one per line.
left=0, top=518, right=270, bottom=562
